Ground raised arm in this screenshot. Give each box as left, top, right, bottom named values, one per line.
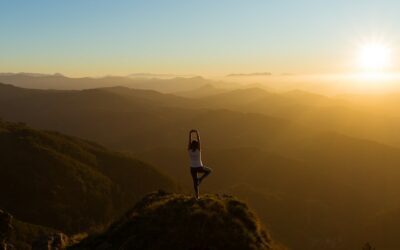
left=188, top=130, right=193, bottom=150
left=195, top=130, right=201, bottom=150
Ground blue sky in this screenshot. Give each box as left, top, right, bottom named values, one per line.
left=1, top=0, right=400, bottom=76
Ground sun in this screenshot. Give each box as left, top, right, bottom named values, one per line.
left=357, top=42, right=392, bottom=71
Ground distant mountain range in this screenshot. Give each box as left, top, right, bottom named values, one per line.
left=227, top=72, right=272, bottom=77
left=173, top=84, right=229, bottom=98
left=0, top=72, right=238, bottom=92
left=1, top=81, right=400, bottom=248
left=0, top=72, right=64, bottom=77
left=127, top=73, right=197, bottom=78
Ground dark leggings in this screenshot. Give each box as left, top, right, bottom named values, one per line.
left=190, top=166, right=212, bottom=198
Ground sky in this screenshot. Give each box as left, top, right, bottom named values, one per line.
left=1, top=0, right=400, bottom=77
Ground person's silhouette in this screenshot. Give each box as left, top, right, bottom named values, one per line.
left=188, top=129, right=212, bottom=199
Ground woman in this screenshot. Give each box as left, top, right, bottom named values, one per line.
left=188, top=129, right=212, bottom=199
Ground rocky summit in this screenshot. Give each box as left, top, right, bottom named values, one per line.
left=70, top=191, right=285, bottom=250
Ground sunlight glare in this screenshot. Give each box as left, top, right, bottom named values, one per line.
left=357, top=43, right=392, bottom=71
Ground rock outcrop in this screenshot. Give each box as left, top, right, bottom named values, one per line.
left=32, top=233, right=69, bottom=250
left=0, top=210, right=14, bottom=250
left=70, top=191, right=284, bottom=250
left=0, top=208, right=65, bottom=250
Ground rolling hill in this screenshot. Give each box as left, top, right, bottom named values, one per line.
left=196, top=88, right=400, bottom=147
left=0, top=83, right=316, bottom=152
left=0, top=120, right=177, bottom=234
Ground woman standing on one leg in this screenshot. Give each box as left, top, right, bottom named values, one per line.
left=188, top=129, right=212, bottom=199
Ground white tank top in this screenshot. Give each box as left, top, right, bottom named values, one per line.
left=188, top=149, right=203, bottom=168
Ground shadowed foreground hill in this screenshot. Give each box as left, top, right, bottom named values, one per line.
left=71, top=191, right=286, bottom=250
left=0, top=120, right=177, bottom=234
left=0, top=209, right=61, bottom=250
